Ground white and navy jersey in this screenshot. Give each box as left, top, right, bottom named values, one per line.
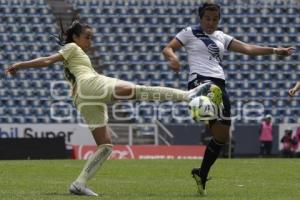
left=176, top=26, right=234, bottom=81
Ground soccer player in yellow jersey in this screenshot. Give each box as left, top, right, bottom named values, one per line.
left=5, top=20, right=219, bottom=196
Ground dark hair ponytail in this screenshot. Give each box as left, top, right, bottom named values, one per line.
left=52, top=19, right=91, bottom=46
left=64, top=20, right=91, bottom=44
left=52, top=19, right=91, bottom=85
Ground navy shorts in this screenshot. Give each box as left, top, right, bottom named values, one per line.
left=188, top=73, right=231, bottom=126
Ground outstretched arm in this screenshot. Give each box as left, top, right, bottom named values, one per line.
left=163, top=38, right=183, bottom=72
left=289, top=81, right=300, bottom=97
left=228, top=39, right=295, bottom=56
left=5, top=53, right=64, bottom=75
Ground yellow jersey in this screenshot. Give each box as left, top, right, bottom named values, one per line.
left=58, top=42, right=98, bottom=84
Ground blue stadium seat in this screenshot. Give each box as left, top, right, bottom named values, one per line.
left=1, top=0, right=299, bottom=124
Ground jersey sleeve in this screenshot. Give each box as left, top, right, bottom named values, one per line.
left=175, top=27, right=191, bottom=46
left=222, top=32, right=234, bottom=50
left=58, top=43, right=77, bottom=61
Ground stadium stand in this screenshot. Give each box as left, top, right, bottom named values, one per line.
left=0, top=0, right=300, bottom=124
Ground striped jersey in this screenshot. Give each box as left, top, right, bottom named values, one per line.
left=176, top=26, right=233, bottom=81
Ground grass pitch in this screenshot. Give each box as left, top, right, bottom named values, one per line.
left=0, top=159, right=300, bottom=200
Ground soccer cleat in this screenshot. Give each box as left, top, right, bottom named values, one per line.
left=188, top=81, right=223, bottom=107
left=191, top=168, right=207, bottom=196
left=69, top=181, right=98, bottom=196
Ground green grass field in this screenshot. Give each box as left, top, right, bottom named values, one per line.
left=0, top=159, right=300, bottom=200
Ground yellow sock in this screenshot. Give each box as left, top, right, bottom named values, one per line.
left=75, top=144, right=113, bottom=185
left=135, top=85, right=189, bottom=102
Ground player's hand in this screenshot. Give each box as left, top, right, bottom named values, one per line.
left=274, top=47, right=295, bottom=56
left=288, top=88, right=297, bottom=97
left=5, top=63, right=20, bottom=76
left=169, top=58, right=181, bottom=73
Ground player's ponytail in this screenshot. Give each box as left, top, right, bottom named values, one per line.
left=52, top=18, right=91, bottom=46
left=64, top=20, right=91, bottom=44
left=50, top=18, right=66, bottom=46
left=52, top=18, right=91, bottom=85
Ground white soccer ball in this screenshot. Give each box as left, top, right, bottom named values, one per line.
left=189, top=96, right=217, bottom=122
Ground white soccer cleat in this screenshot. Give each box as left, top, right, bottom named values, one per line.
left=69, top=181, right=98, bottom=196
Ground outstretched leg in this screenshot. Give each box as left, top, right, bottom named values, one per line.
left=113, top=80, right=222, bottom=104
left=69, top=126, right=113, bottom=196
left=113, top=80, right=189, bottom=101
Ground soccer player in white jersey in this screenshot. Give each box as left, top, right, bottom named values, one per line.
left=163, top=2, right=294, bottom=196
left=5, top=20, right=212, bottom=197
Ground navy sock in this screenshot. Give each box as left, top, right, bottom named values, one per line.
left=199, top=138, right=223, bottom=188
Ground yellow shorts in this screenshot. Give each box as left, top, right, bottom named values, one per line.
left=73, top=74, right=118, bottom=131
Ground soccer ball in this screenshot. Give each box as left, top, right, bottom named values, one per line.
left=189, top=96, right=217, bottom=122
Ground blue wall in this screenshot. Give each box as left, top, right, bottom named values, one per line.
left=166, top=124, right=279, bottom=157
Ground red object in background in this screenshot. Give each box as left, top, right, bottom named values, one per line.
left=72, top=145, right=206, bottom=160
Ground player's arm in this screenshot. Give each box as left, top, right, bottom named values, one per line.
left=5, top=53, right=64, bottom=75
left=228, top=39, right=295, bottom=56
left=163, top=38, right=183, bottom=72
left=289, top=81, right=300, bottom=97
